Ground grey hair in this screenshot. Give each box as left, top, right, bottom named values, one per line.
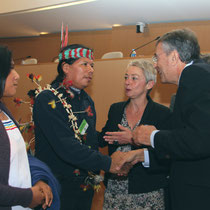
left=200, top=53, right=210, bottom=64
left=156, top=28, right=200, bottom=63
left=127, top=59, right=157, bottom=83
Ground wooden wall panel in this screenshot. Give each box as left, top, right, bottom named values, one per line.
left=1, top=20, right=210, bottom=63
left=3, top=57, right=176, bottom=133
left=2, top=63, right=58, bottom=123
left=111, top=21, right=210, bottom=57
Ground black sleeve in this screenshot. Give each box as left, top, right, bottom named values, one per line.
left=0, top=183, right=32, bottom=207
left=98, top=103, right=122, bottom=150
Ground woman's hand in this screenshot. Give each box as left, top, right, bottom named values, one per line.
left=104, top=124, right=133, bottom=145
left=34, top=180, right=53, bottom=209
left=29, top=185, right=45, bottom=209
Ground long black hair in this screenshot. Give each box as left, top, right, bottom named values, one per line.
left=51, top=44, right=93, bottom=85
left=0, top=46, right=12, bottom=98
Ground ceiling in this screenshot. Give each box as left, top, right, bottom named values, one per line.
left=1, top=0, right=210, bottom=38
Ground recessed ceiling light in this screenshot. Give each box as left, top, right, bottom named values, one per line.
left=112, top=24, right=122, bottom=27
left=40, top=32, right=49, bottom=35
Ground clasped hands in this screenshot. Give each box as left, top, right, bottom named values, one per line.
left=105, top=124, right=157, bottom=175
left=109, top=149, right=145, bottom=175
left=30, top=180, right=53, bottom=209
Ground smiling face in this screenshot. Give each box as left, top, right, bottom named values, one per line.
left=124, top=66, right=153, bottom=99
left=63, top=57, right=94, bottom=90
left=153, top=42, right=173, bottom=84
left=153, top=42, right=181, bottom=85
left=3, top=63, right=20, bottom=97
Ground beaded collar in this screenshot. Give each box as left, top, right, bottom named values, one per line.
left=25, top=74, right=103, bottom=191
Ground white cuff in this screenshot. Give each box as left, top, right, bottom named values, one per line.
left=150, top=130, right=159, bottom=148
left=142, top=149, right=150, bottom=168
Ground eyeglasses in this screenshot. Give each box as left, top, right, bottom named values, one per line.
left=152, top=55, right=158, bottom=63
left=152, top=52, right=165, bottom=63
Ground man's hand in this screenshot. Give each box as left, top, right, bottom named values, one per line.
left=34, top=181, right=53, bottom=209
left=104, top=124, right=133, bottom=145
left=29, top=185, right=45, bottom=209
left=133, top=125, right=156, bottom=146
left=110, top=151, right=132, bottom=175
left=109, top=149, right=145, bottom=175
left=124, top=149, right=145, bottom=165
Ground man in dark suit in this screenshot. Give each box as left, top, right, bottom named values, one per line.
left=131, top=28, right=210, bottom=210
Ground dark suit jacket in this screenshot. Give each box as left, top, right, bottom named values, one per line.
left=99, top=96, right=171, bottom=194
left=0, top=102, right=32, bottom=210
left=154, top=60, right=210, bottom=209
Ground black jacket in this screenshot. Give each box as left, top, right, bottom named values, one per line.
left=154, top=60, right=210, bottom=209
left=33, top=84, right=111, bottom=179
left=99, top=96, right=171, bottom=193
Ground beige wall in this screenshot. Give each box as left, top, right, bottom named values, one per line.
left=3, top=57, right=176, bottom=133
left=1, top=20, right=210, bottom=63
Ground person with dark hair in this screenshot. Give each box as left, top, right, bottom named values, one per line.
left=33, top=44, right=130, bottom=210
left=130, top=28, right=210, bottom=209
left=99, top=59, right=171, bottom=209
left=0, top=45, right=53, bottom=210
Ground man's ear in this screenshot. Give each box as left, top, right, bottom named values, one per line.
left=170, top=50, right=179, bottom=65
left=62, top=62, right=70, bottom=74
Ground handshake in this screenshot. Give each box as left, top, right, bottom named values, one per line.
left=109, top=149, right=144, bottom=175
left=104, top=123, right=157, bottom=175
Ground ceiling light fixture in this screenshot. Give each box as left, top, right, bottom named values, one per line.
left=0, top=0, right=97, bottom=16
left=40, top=32, right=49, bottom=35
left=112, top=24, right=122, bottom=27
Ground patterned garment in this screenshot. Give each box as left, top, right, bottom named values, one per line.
left=103, top=109, right=165, bottom=210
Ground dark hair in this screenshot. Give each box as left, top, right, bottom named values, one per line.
left=0, top=46, right=12, bottom=98
left=157, top=29, right=200, bottom=63
left=51, top=44, right=93, bottom=85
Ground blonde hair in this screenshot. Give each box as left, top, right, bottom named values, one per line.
left=127, top=59, right=157, bottom=83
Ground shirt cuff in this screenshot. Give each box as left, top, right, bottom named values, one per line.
left=142, top=149, right=150, bottom=168
left=150, top=130, right=159, bottom=148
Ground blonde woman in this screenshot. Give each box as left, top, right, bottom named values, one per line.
left=99, top=59, right=170, bottom=209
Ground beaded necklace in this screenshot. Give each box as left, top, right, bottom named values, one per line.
left=28, top=74, right=103, bottom=191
